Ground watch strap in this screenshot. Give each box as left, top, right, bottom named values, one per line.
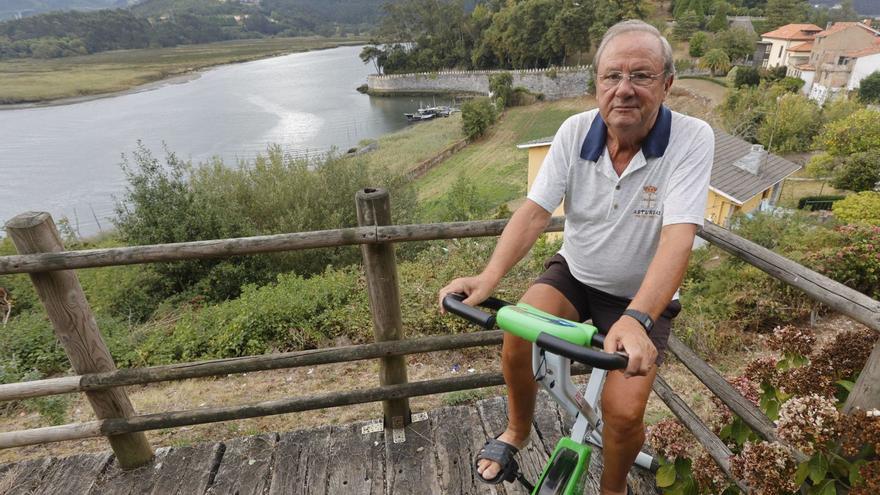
left=622, top=309, right=654, bottom=333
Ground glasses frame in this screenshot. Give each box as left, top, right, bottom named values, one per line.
left=597, top=71, right=668, bottom=88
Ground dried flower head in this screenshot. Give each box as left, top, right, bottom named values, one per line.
left=692, top=452, right=728, bottom=494
left=745, top=356, right=780, bottom=387
left=851, top=460, right=880, bottom=495
left=777, top=394, right=841, bottom=454
left=778, top=365, right=836, bottom=398
left=730, top=441, right=798, bottom=495
left=839, top=409, right=880, bottom=457
left=648, top=418, right=694, bottom=461
left=711, top=375, right=761, bottom=429
left=767, top=325, right=816, bottom=358
left=810, top=328, right=878, bottom=382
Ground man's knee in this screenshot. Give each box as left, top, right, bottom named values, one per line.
left=501, top=334, right=531, bottom=367
left=602, top=405, right=646, bottom=437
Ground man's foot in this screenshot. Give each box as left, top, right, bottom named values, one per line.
left=475, top=429, right=529, bottom=482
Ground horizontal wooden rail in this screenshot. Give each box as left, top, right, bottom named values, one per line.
left=0, top=218, right=566, bottom=275
left=0, top=365, right=591, bottom=449
left=0, top=331, right=505, bottom=402
left=653, top=375, right=750, bottom=494
left=698, top=221, right=880, bottom=333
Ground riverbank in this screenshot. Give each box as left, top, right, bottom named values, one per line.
left=0, top=36, right=367, bottom=106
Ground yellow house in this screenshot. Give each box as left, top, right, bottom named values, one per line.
left=517, top=126, right=801, bottom=227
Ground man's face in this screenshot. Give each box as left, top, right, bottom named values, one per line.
left=595, top=32, right=673, bottom=136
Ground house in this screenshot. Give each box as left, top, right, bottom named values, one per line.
left=516, top=126, right=801, bottom=228
left=807, top=21, right=880, bottom=103
left=760, top=24, right=823, bottom=68
left=847, top=42, right=880, bottom=91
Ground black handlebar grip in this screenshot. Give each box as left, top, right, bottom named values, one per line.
left=442, top=293, right=496, bottom=329
left=535, top=332, right=628, bottom=370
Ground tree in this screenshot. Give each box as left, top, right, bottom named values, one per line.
left=461, top=97, right=497, bottom=140
left=814, top=108, right=880, bottom=156
left=489, top=72, right=513, bottom=108
left=700, top=48, right=731, bottom=76
left=765, top=0, right=807, bottom=31
left=829, top=153, right=880, bottom=192
left=712, top=28, right=756, bottom=63
left=706, top=2, right=729, bottom=32
left=359, top=44, right=384, bottom=74
left=673, top=10, right=701, bottom=41
left=756, top=93, right=821, bottom=152
left=689, top=31, right=709, bottom=58
left=733, top=65, right=760, bottom=87
left=858, top=71, right=880, bottom=104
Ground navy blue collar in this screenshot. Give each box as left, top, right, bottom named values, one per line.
left=579, top=105, right=672, bottom=162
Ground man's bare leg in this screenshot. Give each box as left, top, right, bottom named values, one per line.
left=477, top=283, right=579, bottom=481
left=599, top=366, right=658, bottom=495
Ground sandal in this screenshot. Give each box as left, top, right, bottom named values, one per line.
left=474, top=436, right=521, bottom=484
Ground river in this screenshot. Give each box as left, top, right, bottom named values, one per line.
left=0, top=45, right=444, bottom=237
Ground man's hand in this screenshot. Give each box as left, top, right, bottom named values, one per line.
left=603, top=316, right=657, bottom=377
left=438, top=275, right=498, bottom=313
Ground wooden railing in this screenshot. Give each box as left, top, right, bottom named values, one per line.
left=1, top=188, right=878, bottom=492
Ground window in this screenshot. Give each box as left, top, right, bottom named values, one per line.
left=779, top=45, right=784, bottom=57
left=838, top=56, right=849, bottom=65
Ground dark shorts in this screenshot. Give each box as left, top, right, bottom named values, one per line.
left=533, top=254, right=681, bottom=365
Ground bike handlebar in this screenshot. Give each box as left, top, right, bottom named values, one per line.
left=442, top=293, right=628, bottom=371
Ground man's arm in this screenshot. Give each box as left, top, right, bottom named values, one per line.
left=438, top=199, right=552, bottom=309
left=603, top=223, right=697, bottom=376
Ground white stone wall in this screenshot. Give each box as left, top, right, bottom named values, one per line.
left=366, top=67, right=592, bottom=100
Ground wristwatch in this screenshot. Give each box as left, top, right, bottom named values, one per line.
left=623, top=309, right=654, bottom=334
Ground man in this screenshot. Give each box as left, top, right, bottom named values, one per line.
left=438, top=20, right=714, bottom=495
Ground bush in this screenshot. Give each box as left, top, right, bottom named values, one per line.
left=461, top=97, right=497, bottom=140
left=858, top=70, right=880, bottom=104
left=820, top=97, right=862, bottom=126
left=832, top=192, right=880, bottom=226
left=489, top=72, right=513, bottom=108
left=689, top=31, right=709, bottom=58
left=809, top=223, right=880, bottom=298
left=775, top=76, right=805, bottom=93
left=814, top=108, right=880, bottom=156
left=756, top=93, right=821, bottom=153
left=829, top=152, right=880, bottom=192
left=699, top=49, right=731, bottom=76
left=733, top=65, right=760, bottom=88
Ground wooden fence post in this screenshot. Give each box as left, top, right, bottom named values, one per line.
left=355, top=189, right=411, bottom=427
left=5, top=212, right=153, bottom=468
left=843, top=339, right=880, bottom=413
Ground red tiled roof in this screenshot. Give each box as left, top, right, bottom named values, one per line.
left=762, top=24, right=823, bottom=40
left=816, top=22, right=880, bottom=38
left=788, top=41, right=813, bottom=52
left=848, top=45, right=880, bottom=58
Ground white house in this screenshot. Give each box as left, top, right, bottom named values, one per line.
left=760, top=24, right=823, bottom=68
left=847, top=43, right=880, bottom=91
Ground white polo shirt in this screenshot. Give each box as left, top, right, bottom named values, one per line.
left=527, top=106, right=713, bottom=299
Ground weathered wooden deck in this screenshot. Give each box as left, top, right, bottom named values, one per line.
left=0, top=394, right=658, bottom=494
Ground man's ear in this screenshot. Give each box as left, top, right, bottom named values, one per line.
left=664, top=75, right=675, bottom=94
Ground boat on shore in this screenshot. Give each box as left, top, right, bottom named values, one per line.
left=404, top=104, right=458, bottom=122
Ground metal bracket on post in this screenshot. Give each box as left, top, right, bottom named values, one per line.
left=392, top=415, right=406, bottom=444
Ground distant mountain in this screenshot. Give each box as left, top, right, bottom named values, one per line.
left=811, top=0, right=880, bottom=16
left=0, top=1, right=135, bottom=21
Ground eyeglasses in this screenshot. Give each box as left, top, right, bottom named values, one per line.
left=598, top=71, right=666, bottom=88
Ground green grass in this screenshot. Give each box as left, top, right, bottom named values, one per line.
left=0, top=36, right=366, bottom=104
left=357, top=114, right=466, bottom=176
left=777, top=178, right=848, bottom=208
left=415, top=98, right=590, bottom=219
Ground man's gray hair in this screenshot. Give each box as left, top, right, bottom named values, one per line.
left=593, top=20, right=675, bottom=77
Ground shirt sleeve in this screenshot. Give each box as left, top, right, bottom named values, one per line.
left=662, top=120, right=714, bottom=227
left=527, top=116, right=578, bottom=214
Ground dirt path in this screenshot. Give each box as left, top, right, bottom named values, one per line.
left=673, top=78, right=728, bottom=107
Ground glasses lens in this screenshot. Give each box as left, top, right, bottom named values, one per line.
left=630, top=73, right=655, bottom=86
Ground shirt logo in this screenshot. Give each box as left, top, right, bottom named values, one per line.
left=633, top=185, right=662, bottom=217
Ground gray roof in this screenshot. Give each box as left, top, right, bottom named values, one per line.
left=710, top=127, right=801, bottom=204
left=516, top=127, right=801, bottom=204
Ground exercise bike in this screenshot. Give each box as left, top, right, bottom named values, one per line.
left=442, top=293, right=658, bottom=495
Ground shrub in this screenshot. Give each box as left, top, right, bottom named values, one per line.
left=733, top=65, right=760, bottom=88
left=775, top=76, right=805, bottom=93
left=820, top=97, right=863, bottom=126
left=809, top=223, right=880, bottom=298
left=489, top=72, right=513, bottom=108
left=699, top=49, right=730, bottom=76
left=689, top=31, right=709, bottom=58
left=829, top=152, right=880, bottom=192
left=674, top=58, right=694, bottom=73
left=813, top=108, right=880, bottom=156
left=858, top=70, right=880, bottom=104
left=832, top=192, right=880, bottom=226
left=461, top=97, right=497, bottom=140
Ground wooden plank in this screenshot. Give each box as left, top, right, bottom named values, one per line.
left=0, top=457, right=53, bottom=495
left=357, top=189, right=410, bottom=423
left=91, top=443, right=223, bottom=494
left=844, top=338, right=880, bottom=413
left=207, top=434, right=278, bottom=495
left=428, top=405, right=498, bottom=495
left=31, top=452, right=113, bottom=495
left=325, top=421, right=385, bottom=494
left=269, top=426, right=332, bottom=495
left=0, top=217, right=566, bottom=275
left=6, top=212, right=153, bottom=468
left=476, top=396, right=549, bottom=494
left=532, top=391, right=568, bottom=456
left=385, top=412, right=441, bottom=494
left=699, top=221, right=880, bottom=333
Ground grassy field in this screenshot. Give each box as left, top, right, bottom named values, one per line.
left=356, top=114, right=466, bottom=176
left=0, top=36, right=366, bottom=104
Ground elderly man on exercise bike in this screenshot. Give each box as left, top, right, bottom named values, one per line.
left=438, top=19, right=714, bottom=495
